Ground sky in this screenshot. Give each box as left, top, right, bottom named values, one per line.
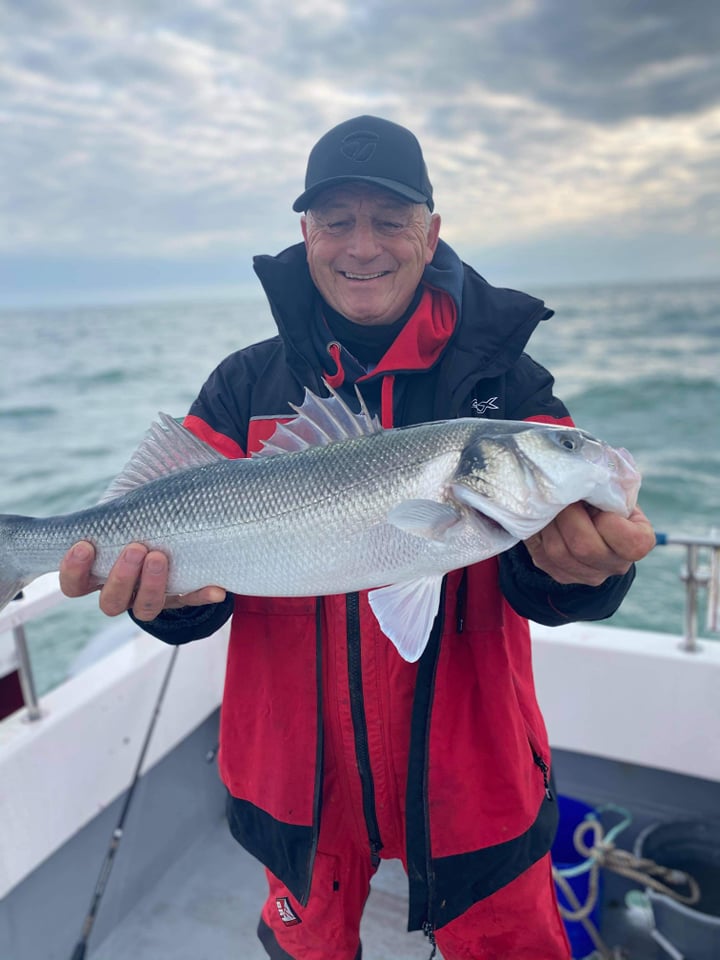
left=1, top=0, right=719, bottom=307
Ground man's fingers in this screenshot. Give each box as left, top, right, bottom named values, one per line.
left=99, top=544, right=149, bottom=617
left=60, top=540, right=225, bottom=618
left=164, top=586, right=227, bottom=610
left=130, top=551, right=171, bottom=621
left=59, top=540, right=99, bottom=597
left=128, top=552, right=226, bottom=619
left=593, top=507, right=656, bottom=562
left=523, top=502, right=654, bottom=586
left=526, top=525, right=611, bottom=586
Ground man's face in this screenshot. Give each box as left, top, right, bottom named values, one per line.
left=301, top=184, right=441, bottom=326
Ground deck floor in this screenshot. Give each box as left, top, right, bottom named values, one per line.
left=90, top=815, right=659, bottom=960
left=91, top=816, right=437, bottom=960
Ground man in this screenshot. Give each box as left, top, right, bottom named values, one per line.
left=60, top=116, right=654, bottom=959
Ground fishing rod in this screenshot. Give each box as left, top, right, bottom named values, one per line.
left=69, top=644, right=180, bottom=960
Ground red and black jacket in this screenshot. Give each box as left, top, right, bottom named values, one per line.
left=139, top=239, right=635, bottom=932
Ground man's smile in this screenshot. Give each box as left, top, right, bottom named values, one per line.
left=339, top=270, right=392, bottom=280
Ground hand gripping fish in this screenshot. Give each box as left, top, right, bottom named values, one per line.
left=0, top=386, right=641, bottom=662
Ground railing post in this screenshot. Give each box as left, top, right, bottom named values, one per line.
left=707, top=532, right=719, bottom=634
left=13, top=622, right=42, bottom=721
left=9, top=592, right=43, bottom=721
left=658, top=532, right=720, bottom=654
left=679, top=544, right=701, bottom=653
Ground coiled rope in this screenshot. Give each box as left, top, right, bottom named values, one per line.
left=553, top=806, right=700, bottom=959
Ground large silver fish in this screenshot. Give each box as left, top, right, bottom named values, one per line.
left=0, top=387, right=640, bottom=661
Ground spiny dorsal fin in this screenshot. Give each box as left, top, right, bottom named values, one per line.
left=254, top=381, right=381, bottom=458
left=99, top=412, right=225, bottom=503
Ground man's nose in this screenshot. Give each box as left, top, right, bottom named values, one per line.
left=346, top=220, right=382, bottom=258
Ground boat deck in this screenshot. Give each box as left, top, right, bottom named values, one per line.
left=7, top=705, right=715, bottom=960
left=92, top=817, right=436, bottom=960
left=90, top=811, right=659, bottom=960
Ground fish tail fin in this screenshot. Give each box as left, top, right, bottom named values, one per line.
left=0, top=515, right=32, bottom=615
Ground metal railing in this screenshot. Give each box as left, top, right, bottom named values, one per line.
left=0, top=576, right=67, bottom=724
left=2, top=529, right=720, bottom=722
left=655, top=530, right=720, bottom=652
left=12, top=614, right=42, bottom=721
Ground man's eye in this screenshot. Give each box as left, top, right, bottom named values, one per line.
left=326, top=220, right=352, bottom=234
left=377, top=221, right=405, bottom=234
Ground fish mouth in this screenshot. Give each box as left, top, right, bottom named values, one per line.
left=449, top=483, right=516, bottom=536
left=450, top=482, right=537, bottom=541
left=614, top=447, right=641, bottom=508
left=474, top=512, right=511, bottom=537
left=586, top=444, right=641, bottom=515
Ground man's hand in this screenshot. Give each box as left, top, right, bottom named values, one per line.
left=59, top=541, right=226, bottom=621
left=523, top=503, right=655, bottom=586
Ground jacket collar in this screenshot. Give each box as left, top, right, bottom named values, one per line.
left=251, top=239, right=552, bottom=393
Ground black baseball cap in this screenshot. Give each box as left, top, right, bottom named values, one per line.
left=292, top=115, right=434, bottom=212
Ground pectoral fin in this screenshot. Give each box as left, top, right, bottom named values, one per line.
left=386, top=500, right=461, bottom=541
left=368, top=576, right=444, bottom=663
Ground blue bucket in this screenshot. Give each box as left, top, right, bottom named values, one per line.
left=551, top=795, right=603, bottom=959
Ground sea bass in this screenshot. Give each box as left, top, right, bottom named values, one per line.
left=0, top=387, right=640, bottom=662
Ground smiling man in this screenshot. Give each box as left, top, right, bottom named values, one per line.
left=60, top=116, right=654, bottom=960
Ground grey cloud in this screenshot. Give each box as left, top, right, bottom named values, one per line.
left=496, top=0, right=720, bottom=122
left=1, top=0, right=718, bottom=283
left=1, top=0, right=73, bottom=28
left=6, top=1, right=720, bottom=123
left=276, top=0, right=720, bottom=124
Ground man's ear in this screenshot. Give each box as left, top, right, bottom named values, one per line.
left=425, top=214, right=441, bottom=263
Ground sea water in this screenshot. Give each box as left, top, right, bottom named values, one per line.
left=1, top=279, right=718, bottom=694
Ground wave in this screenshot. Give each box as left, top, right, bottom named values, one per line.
left=567, top=375, right=720, bottom=425
left=0, top=404, right=57, bottom=420
left=76, top=368, right=128, bottom=386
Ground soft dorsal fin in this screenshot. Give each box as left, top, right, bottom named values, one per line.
left=254, top=381, right=381, bottom=458
left=99, top=412, right=225, bottom=502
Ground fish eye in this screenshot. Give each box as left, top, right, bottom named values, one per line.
left=552, top=430, right=581, bottom=452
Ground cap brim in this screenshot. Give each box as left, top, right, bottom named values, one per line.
left=292, top=176, right=431, bottom=212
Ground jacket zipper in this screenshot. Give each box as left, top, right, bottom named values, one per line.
left=404, top=585, right=446, bottom=939
left=531, top=746, right=553, bottom=800
left=420, top=642, right=440, bottom=954
left=301, top=600, right=325, bottom=904
left=346, top=592, right=384, bottom=867
left=422, top=922, right=438, bottom=959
